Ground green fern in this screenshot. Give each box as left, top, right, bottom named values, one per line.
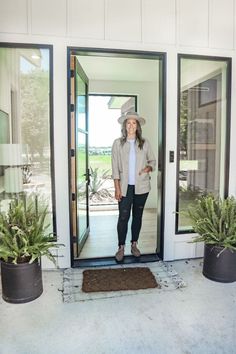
left=0, top=195, right=63, bottom=264
left=186, top=195, right=236, bottom=251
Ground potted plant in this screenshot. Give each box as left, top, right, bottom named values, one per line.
left=0, top=195, right=62, bottom=303
left=187, top=194, right=236, bottom=283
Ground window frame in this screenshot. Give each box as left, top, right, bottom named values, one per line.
left=0, top=42, right=56, bottom=236
left=175, top=54, right=232, bottom=234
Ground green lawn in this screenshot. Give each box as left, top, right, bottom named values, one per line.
left=77, top=151, right=112, bottom=174
left=89, top=154, right=112, bottom=172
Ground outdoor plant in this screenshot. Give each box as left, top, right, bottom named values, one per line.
left=187, top=194, right=236, bottom=251
left=89, top=167, right=110, bottom=194
left=179, top=185, right=202, bottom=200
left=0, top=195, right=61, bottom=265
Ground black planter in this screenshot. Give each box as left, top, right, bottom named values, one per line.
left=203, top=244, right=236, bottom=283
left=1, top=259, right=43, bottom=303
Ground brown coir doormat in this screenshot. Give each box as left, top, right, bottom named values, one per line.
left=82, top=267, right=160, bottom=293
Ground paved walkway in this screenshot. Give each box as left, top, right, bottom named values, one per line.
left=0, top=259, right=235, bottom=354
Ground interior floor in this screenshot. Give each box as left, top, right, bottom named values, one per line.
left=79, top=208, right=158, bottom=259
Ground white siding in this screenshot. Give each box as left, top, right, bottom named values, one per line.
left=0, top=0, right=28, bottom=34
left=105, top=0, right=142, bottom=42
left=174, top=241, right=196, bottom=260
left=67, top=0, right=105, bottom=39
left=142, top=0, right=176, bottom=44
left=52, top=43, right=71, bottom=269
left=31, top=0, right=67, bottom=36
left=178, top=0, right=209, bottom=47
left=209, top=0, right=234, bottom=49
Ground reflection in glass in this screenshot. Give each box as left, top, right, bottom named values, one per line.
left=76, top=133, right=87, bottom=240
left=178, top=58, right=228, bottom=231
left=0, top=47, right=53, bottom=231
left=76, top=74, right=86, bottom=131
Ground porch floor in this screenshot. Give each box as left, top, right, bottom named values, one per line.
left=1, top=259, right=235, bottom=354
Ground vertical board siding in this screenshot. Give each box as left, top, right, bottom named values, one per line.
left=142, top=0, right=176, bottom=44
left=209, top=0, right=234, bottom=49
left=178, top=0, right=209, bottom=47
left=31, top=0, right=67, bottom=36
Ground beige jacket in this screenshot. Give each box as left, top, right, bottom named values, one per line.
left=111, top=138, right=156, bottom=196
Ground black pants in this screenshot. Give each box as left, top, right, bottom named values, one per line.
left=117, top=185, right=149, bottom=246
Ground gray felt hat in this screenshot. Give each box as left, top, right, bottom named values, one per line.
left=117, top=111, right=146, bottom=126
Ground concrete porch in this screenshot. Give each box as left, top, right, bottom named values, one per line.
left=0, top=259, right=235, bottom=354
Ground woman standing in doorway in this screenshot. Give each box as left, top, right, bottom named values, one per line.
left=112, top=111, right=156, bottom=262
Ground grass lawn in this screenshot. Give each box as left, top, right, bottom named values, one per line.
left=77, top=151, right=112, bottom=172
left=89, top=154, right=112, bottom=173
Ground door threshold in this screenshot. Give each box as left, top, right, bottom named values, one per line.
left=72, top=254, right=160, bottom=268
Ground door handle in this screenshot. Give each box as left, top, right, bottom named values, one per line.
left=83, top=169, right=91, bottom=185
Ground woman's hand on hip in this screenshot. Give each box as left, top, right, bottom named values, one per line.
left=139, top=166, right=152, bottom=175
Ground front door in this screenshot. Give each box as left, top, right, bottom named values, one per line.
left=70, top=56, right=90, bottom=258
left=68, top=48, right=165, bottom=266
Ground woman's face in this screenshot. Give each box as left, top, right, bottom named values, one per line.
left=126, top=118, right=137, bottom=136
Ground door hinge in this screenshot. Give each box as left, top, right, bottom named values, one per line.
left=72, top=193, right=76, bottom=201
left=70, top=104, right=75, bottom=112
left=71, top=149, right=75, bottom=157
left=72, top=236, right=77, bottom=242
left=70, top=69, right=75, bottom=78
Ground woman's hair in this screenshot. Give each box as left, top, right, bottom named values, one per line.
left=120, top=120, right=145, bottom=149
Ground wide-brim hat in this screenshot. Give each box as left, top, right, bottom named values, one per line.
left=117, top=111, right=146, bottom=126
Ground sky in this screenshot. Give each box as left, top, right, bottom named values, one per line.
left=89, top=96, right=121, bottom=147
left=20, top=49, right=49, bottom=73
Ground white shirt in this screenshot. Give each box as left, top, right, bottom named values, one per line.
left=128, top=139, right=136, bottom=185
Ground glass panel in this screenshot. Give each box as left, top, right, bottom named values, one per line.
left=76, top=73, right=86, bottom=131
left=0, top=47, right=53, bottom=231
left=77, top=132, right=87, bottom=240
left=75, top=63, right=88, bottom=244
left=177, top=57, right=228, bottom=231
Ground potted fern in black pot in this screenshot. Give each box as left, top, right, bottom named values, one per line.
left=0, top=195, right=62, bottom=303
left=187, top=195, right=236, bottom=283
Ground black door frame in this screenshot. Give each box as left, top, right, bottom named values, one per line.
left=67, top=47, right=166, bottom=267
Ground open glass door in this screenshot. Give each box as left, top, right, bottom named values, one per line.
left=70, top=56, right=90, bottom=258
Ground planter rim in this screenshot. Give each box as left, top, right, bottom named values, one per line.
left=0, top=259, right=40, bottom=267
left=205, top=244, right=235, bottom=251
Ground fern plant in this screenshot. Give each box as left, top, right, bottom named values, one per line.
left=0, top=195, right=62, bottom=264
left=187, top=195, right=236, bottom=251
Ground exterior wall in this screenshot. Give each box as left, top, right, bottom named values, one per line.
left=1, top=0, right=236, bottom=266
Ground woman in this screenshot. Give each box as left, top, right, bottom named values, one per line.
left=112, top=111, right=156, bottom=262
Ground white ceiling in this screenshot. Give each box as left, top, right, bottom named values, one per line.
left=77, top=55, right=159, bottom=82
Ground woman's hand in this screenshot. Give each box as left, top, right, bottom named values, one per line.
left=139, top=166, right=152, bottom=175
left=115, top=187, right=122, bottom=201
left=114, top=179, right=122, bottom=201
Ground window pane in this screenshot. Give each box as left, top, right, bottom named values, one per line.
left=177, top=57, right=229, bottom=231
left=0, top=47, right=53, bottom=231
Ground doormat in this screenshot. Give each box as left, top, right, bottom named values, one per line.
left=82, top=267, right=160, bottom=292
left=62, top=261, right=187, bottom=303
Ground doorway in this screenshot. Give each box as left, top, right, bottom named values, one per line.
left=68, top=48, right=166, bottom=267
